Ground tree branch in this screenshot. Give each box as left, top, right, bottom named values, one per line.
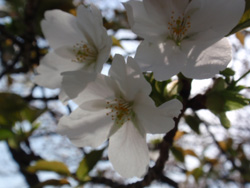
left=7, top=143, right=41, bottom=186
left=204, top=122, right=246, bottom=175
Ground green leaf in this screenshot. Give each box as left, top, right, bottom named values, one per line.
left=228, top=0, right=250, bottom=35
left=229, top=8, right=250, bottom=34
left=144, top=73, right=174, bottom=106
left=154, top=80, right=169, bottom=95
left=0, top=93, right=27, bottom=126
left=205, top=79, right=227, bottom=113
left=185, top=115, right=200, bottom=134
left=171, top=146, right=185, bottom=162
left=0, top=129, right=14, bottom=140
left=27, top=160, right=71, bottom=176
left=32, top=179, right=70, bottom=188
left=20, top=106, right=45, bottom=123
left=233, top=85, right=249, bottom=92
left=212, top=78, right=227, bottom=91
left=223, top=91, right=249, bottom=111
left=191, top=167, right=203, bottom=182
left=219, top=112, right=231, bottom=129
left=206, top=89, right=249, bottom=114
left=206, top=92, right=225, bottom=114
left=76, top=149, right=104, bottom=181
left=220, top=68, right=235, bottom=77
left=0, top=93, right=27, bottom=113
left=0, top=93, right=45, bottom=126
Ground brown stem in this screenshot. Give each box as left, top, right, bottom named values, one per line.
left=7, top=143, right=41, bottom=186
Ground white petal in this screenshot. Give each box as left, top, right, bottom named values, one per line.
left=76, top=5, right=109, bottom=48
left=123, top=1, right=136, bottom=27
left=144, top=0, right=189, bottom=24
left=54, top=43, right=110, bottom=74
left=89, top=4, right=103, bottom=25
left=109, top=54, right=151, bottom=100
left=188, top=29, right=222, bottom=43
left=143, top=0, right=169, bottom=24
left=57, top=107, right=112, bottom=148
left=181, top=38, right=232, bottom=79
left=41, top=10, right=83, bottom=49
left=62, top=72, right=116, bottom=105
left=108, top=121, right=149, bottom=178
left=59, top=89, right=70, bottom=105
left=54, top=45, right=75, bottom=61
left=34, top=52, right=83, bottom=89
left=127, top=57, right=152, bottom=94
left=187, top=0, right=245, bottom=39
left=95, top=36, right=112, bottom=73
left=133, top=92, right=182, bottom=134
left=79, top=99, right=107, bottom=111
left=135, top=41, right=187, bottom=80
left=75, top=5, right=111, bottom=73
left=60, top=70, right=97, bottom=102
left=123, top=1, right=166, bottom=42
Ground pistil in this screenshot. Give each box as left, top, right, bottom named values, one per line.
left=106, top=98, right=133, bottom=126
left=168, top=11, right=191, bottom=46
left=72, top=41, right=98, bottom=65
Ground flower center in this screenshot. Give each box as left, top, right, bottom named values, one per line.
left=72, top=41, right=98, bottom=65
left=167, top=11, right=191, bottom=46
left=106, top=98, right=133, bottom=126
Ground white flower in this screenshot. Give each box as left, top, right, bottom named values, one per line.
left=57, top=54, right=182, bottom=178
left=34, top=5, right=112, bottom=89
left=124, top=0, right=245, bottom=80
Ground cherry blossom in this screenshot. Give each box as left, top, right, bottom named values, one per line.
left=57, top=54, right=182, bottom=177
left=124, top=0, right=245, bottom=80
left=35, top=5, right=112, bottom=89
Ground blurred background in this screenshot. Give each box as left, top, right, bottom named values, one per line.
left=0, top=0, right=250, bottom=187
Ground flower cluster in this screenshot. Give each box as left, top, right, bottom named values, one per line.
left=124, top=0, right=245, bottom=80
left=34, top=0, right=245, bottom=178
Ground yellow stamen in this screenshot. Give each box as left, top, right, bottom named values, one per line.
left=72, top=41, right=98, bottom=65
left=105, top=98, right=133, bottom=126
left=167, top=11, right=191, bottom=46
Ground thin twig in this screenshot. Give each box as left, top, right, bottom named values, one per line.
left=235, top=69, right=250, bottom=84
left=204, top=122, right=246, bottom=175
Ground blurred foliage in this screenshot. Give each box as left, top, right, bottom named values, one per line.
left=76, top=149, right=104, bottom=182
left=5, top=0, right=75, bottom=35
left=0, top=0, right=250, bottom=188
left=0, top=92, right=44, bottom=126
left=27, top=160, right=71, bottom=176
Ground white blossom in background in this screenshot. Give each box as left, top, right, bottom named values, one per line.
left=57, top=54, right=182, bottom=178
left=124, top=0, right=245, bottom=80
left=34, top=5, right=112, bottom=89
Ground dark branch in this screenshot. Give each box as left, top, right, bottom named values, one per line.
left=0, top=25, right=24, bottom=46
left=24, top=95, right=59, bottom=102
left=0, top=50, right=23, bottom=79
left=7, top=142, right=41, bottom=186
left=90, top=177, right=126, bottom=188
